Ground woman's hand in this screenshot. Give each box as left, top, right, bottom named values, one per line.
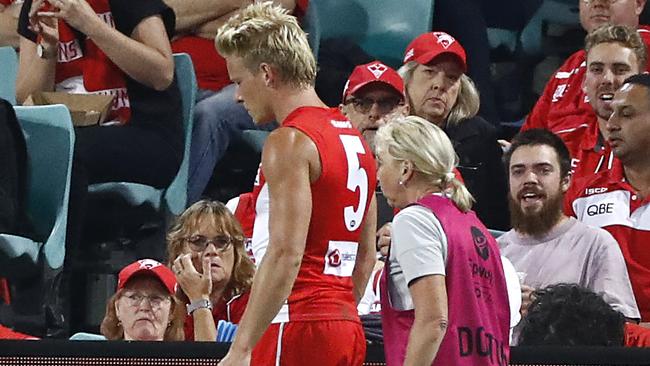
left=376, top=222, right=392, bottom=257
left=28, top=0, right=59, bottom=48
left=173, top=253, right=213, bottom=302
left=37, top=0, right=101, bottom=36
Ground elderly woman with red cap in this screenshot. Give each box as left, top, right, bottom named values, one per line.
left=399, top=32, right=509, bottom=231
left=100, top=259, right=185, bottom=341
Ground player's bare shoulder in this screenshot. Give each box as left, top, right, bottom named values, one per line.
left=262, top=126, right=320, bottom=180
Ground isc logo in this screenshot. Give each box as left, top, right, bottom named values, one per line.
left=587, top=203, right=614, bottom=216
left=586, top=187, right=607, bottom=195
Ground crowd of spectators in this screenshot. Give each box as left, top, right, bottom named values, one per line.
left=1, top=0, right=650, bottom=365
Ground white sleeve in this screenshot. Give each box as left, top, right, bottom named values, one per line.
left=225, top=196, right=240, bottom=214
left=392, top=205, right=447, bottom=286
left=500, top=256, right=522, bottom=334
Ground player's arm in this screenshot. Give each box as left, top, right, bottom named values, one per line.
left=352, top=194, right=377, bottom=303
left=404, top=275, right=448, bottom=366
left=227, top=128, right=315, bottom=355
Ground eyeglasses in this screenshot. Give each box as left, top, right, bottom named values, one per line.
left=347, top=97, right=403, bottom=114
left=582, top=0, right=621, bottom=4
left=183, top=234, right=232, bottom=252
left=122, top=293, right=171, bottom=309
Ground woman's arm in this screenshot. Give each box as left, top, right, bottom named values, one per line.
left=40, top=0, right=174, bottom=90
left=16, top=0, right=59, bottom=103
left=404, top=275, right=448, bottom=366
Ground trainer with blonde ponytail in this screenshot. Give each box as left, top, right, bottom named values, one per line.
left=375, top=116, right=511, bottom=366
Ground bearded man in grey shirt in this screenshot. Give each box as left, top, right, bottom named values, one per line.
left=499, top=129, right=639, bottom=329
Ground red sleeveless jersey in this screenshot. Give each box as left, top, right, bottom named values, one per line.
left=251, top=106, right=376, bottom=323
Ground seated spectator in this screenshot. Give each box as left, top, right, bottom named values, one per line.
left=100, top=259, right=185, bottom=341
left=339, top=60, right=408, bottom=152
left=0, top=0, right=20, bottom=47
left=519, top=284, right=650, bottom=347
left=167, top=200, right=255, bottom=341
left=16, top=0, right=183, bottom=256
left=375, top=115, right=510, bottom=366
left=563, top=25, right=645, bottom=182
left=522, top=0, right=650, bottom=135
left=500, top=129, right=639, bottom=335
left=399, top=31, right=509, bottom=230
left=566, top=73, right=650, bottom=322
left=184, top=1, right=305, bottom=204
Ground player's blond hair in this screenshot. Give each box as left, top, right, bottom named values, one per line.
left=398, top=61, right=480, bottom=127
left=375, top=115, right=474, bottom=212
left=215, top=1, right=316, bottom=88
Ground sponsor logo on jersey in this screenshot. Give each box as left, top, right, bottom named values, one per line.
left=573, top=190, right=631, bottom=228
left=330, top=120, right=353, bottom=129
left=585, top=187, right=607, bottom=195
left=324, top=241, right=358, bottom=277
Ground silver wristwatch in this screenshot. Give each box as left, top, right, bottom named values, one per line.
left=186, top=298, right=212, bottom=315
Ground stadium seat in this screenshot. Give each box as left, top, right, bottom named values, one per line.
left=0, top=47, right=18, bottom=105
left=311, top=0, right=435, bottom=68
left=519, top=0, right=580, bottom=58
left=0, top=104, right=74, bottom=337
left=88, top=53, right=197, bottom=217
left=0, top=104, right=74, bottom=279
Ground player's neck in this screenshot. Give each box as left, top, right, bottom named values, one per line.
left=273, top=86, right=326, bottom=123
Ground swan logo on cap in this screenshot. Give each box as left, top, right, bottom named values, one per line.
left=367, top=62, right=388, bottom=79
left=433, top=31, right=455, bottom=49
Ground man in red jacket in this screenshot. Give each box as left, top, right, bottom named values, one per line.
left=565, top=24, right=646, bottom=183
left=522, top=0, right=649, bottom=139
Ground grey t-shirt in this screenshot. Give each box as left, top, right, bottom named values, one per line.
left=388, top=205, right=448, bottom=311
left=498, top=216, right=640, bottom=319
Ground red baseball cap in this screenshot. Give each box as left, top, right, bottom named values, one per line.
left=403, top=32, right=467, bottom=72
left=117, top=259, right=177, bottom=295
left=342, top=61, right=405, bottom=102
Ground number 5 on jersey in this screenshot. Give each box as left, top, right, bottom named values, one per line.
left=339, top=135, right=369, bottom=231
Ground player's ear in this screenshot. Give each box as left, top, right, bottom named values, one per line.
left=259, top=63, right=275, bottom=87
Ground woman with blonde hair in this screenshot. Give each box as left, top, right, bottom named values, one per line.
left=167, top=200, right=255, bottom=341
left=375, top=116, right=510, bottom=365
left=100, top=259, right=185, bottom=341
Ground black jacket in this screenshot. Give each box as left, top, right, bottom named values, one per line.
left=445, top=116, right=510, bottom=230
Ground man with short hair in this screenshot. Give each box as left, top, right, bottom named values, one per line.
left=522, top=0, right=649, bottom=136
left=216, top=3, right=377, bottom=365
left=564, top=25, right=646, bottom=181
left=566, top=73, right=650, bottom=321
left=499, top=129, right=639, bottom=325
left=340, top=61, right=408, bottom=152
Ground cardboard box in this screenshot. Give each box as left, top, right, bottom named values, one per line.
left=24, top=92, right=114, bottom=127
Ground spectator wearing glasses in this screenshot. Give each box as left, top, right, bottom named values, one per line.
left=100, top=259, right=185, bottom=341
left=167, top=200, right=255, bottom=341
left=339, top=61, right=408, bottom=153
